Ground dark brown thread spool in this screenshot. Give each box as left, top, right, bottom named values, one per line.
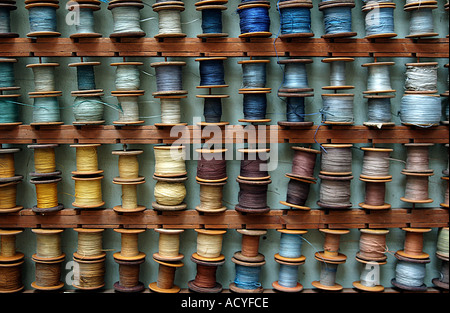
left=356, top=229, right=389, bottom=262
left=289, top=146, right=320, bottom=180
left=236, top=177, right=271, bottom=213
left=286, top=178, right=312, bottom=207
left=196, top=148, right=227, bottom=182
left=32, top=257, right=65, bottom=290
left=234, top=229, right=266, bottom=262
left=0, top=260, right=24, bottom=293
left=396, top=227, right=431, bottom=260
left=404, top=143, right=434, bottom=173
left=188, top=254, right=225, bottom=293
left=238, top=148, right=270, bottom=180
left=149, top=259, right=183, bottom=293
left=359, top=178, right=392, bottom=210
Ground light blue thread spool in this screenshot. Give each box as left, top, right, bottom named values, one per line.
left=67, top=2, right=102, bottom=38
left=73, top=96, right=105, bottom=123
left=393, top=260, right=427, bottom=289
left=278, top=59, right=313, bottom=91
left=0, top=95, right=21, bottom=124
left=233, top=263, right=263, bottom=290
left=319, top=2, right=356, bottom=38
left=32, top=96, right=61, bottom=124
left=26, top=3, right=60, bottom=37
left=277, top=263, right=300, bottom=288
left=321, top=94, right=354, bottom=124
left=112, top=62, right=142, bottom=91
left=0, top=59, right=17, bottom=88
left=399, top=94, right=441, bottom=126
left=364, top=95, right=394, bottom=126
left=362, top=2, right=396, bottom=38
left=322, top=57, right=355, bottom=90
left=240, top=60, right=269, bottom=89
left=406, top=5, right=438, bottom=38
left=316, top=262, right=340, bottom=288
left=0, top=3, right=18, bottom=37
left=363, top=62, right=395, bottom=93
left=108, top=2, right=146, bottom=37
left=279, top=232, right=304, bottom=259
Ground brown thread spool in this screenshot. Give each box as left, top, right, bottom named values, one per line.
left=196, top=180, right=227, bottom=213
left=188, top=254, right=225, bottom=293
left=281, top=175, right=315, bottom=210
left=360, top=147, right=393, bottom=180
left=403, top=143, right=434, bottom=173
left=236, top=177, right=271, bottom=213
left=359, top=178, right=392, bottom=210
left=315, top=229, right=349, bottom=263
left=194, top=229, right=226, bottom=261
left=356, top=229, right=389, bottom=262
left=288, top=146, right=320, bottom=181
left=317, top=174, right=353, bottom=209
left=153, top=228, right=184, bottom=262
left=238, top=148, right=271, bottom=181
left=320, top=144, right=353, bottom=176
left=149, top=259, right=184, bottom=293
left=72, top=255, right=106, bottom=290
left=441, top=176, right=449, bottom=208
left=234, top=229, right=267, bottom=262
left=196, top=148, right=227, bottom=182
left=397, top=227, right=431, bottom=260
left=400, top=171, right=433, bottom=203
left=0, top=229, right=24, bottom=293
left=31, top=256, right=65, bottom=291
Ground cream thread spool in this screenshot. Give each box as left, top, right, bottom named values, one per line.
left=32, top=228, right=64, bottom=260
left=153, top=228, right=184, bottom=262
left=194, top=229, right=226, bottom=261
left=396, top=227, right=431, bottom=260
left=113, top=93, right=145, bottom=125
left=28, top=144, right=61, bottom=177
left=154, top=95, right=188, bottom=126
left=196, top=180, right=227, bottom=213
left=74, top=228, right=105, bottom=260
left=110, top=61, right=143, bottom=92
left=152, top=175, right=187, bottom=211
left=72, top=175, right=105, bottom=209
left=26, top=62, right=60, bottom=93
left=154, top=145, right=187, bottom=177
left=152, top=2, right=186, bottom=39
left=234, top=229, right=267, bottom=263
left=360, top=147, right=393, bottom=180
left=71, top=144, right=103, bottom=175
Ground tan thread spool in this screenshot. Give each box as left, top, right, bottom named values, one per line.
left=0, top=182, right=18, bottom=210
left=234, top=229, right=267, bottom=262
left=154, top=181, right=186, bottom=206
left=32, top=259, right=64, bottom=290
left=357, top=229, right=389, bottom=261
left=71, top=144, right=103, bottom=175
left=32, top=229, right=63, bottom=259
left=316, top=229, right=350, bottom=262
left=0, top=229, right=23, bottom=259
left=197, top=182, right=226, bottom=213
left=404, top=143, right=434, bottom=173
left=0, top=260, right=24, bottom=293
left=195, top=229, right=226, bottom=260
left=74, top=228, right=105, bottom=259
left=154, top=229, right=184, bottom=261
left=72, top=175, right=104, bottom=208
left=154, top=146, right=187, bottom=177
left=397, top=227, right=431, bottom=259
left=118, top=154, right=139, bottom=179
left=115, top=229, right=145, bottom=258
left=32, top=146, right=57, bottom=174
left=73, top=256, right=106, bottom=290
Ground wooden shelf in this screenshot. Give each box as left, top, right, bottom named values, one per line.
left=0, top=37, right=448, bottom=58
left=0, top=208, right=447, bottom=230
left=0, top=125, right=448, bottom=144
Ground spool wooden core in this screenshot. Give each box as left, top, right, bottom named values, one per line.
left=234, top=229, right=266, bottom=262
left=149, top=258, right=184, bottom=293
left=316, top=229, right=349, bottom=262
left=356, top=229, right=389, bottom=262
left=397, top=227, right=431, bottom=259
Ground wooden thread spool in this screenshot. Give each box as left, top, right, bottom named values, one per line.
left=404, top=143, right=434, bottom=173
left=238, top=148, right=270, bottom=181
left=287, top=146, right=320, bottom=182
left=0, top=148, right=21, bottom=179
left=32, top=228, right=63, bottom=259
left=153, top=229, right=184, bottom=262
left=196, top=180, right=227, bottom=213
left=74, top=228, right=105, bottom=259
left=315, top=229, right=349, bottom=263
left=195, top=2, right=228, bottom=38
left=400, top=171, right=433, bottom=204
left=356, top=229, right=389, bottom=262
left=433, top=227, right=449, bottom=289
left=31, top=257, right=65, bottom=291
left=73, top=255, right=106, bottom=290
left=72, top=175, right=105, bottom=208
left=152, top=2, right=187, bottom=39
left=233, top=229, right=266, bottom=263
left=360, top=147, right=393, bottom=179
left=30, top=176, right=64, bottom=213
left=320, top=144, right=352, bottom=176
left=196, top=148, right=227, bottom=182
left=433, top=258, right=449, bottom=290
left=359, top=177, right=392, bottom=210
left=195, top=229, right=226, bottom=261
left=321, top=57, right=355, bottom=90
left=236, top=177, right=271, bottom=213
left=113, top=229, right=146, bottom=293
left=108, top=0, right=146, bottom=38
left=442, top=176, right=449, bottom=208
left=113, top=181, right=146, bottom=213
left=312, top=259, right=343, bottom=291
left=391, top=253, right=430, bottom=291
left=149, top=258, right=184, bottom=293
left=0, top=229, right=24, bottom=293
left=154, top=145, right=187, bottom=178
left=28, top=144, right=60, bottom=176
left=67, top=1, right=102, bottom=39
left=112, top=93, right=145, bottom=125
left=0, top=229, right=23, bottom=260
left=229, top=257, right=265, bottom=293
left=317, top=174, right=353, bottom=209
left=0, top=181, right=22, bottom=213
left=112, top=149, right=143, bottom=181
left=71, top=144, right=103, bottom=175
left=352, top=258, right=387, bottom=292
left=153, top=175, right=187, bottom=210
left=396, top=227, right=431, bottom=260
left=280, top=176, right=314, bottom=211
left=189, top=253, right=225, bottom=293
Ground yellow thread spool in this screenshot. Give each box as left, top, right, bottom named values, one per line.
left=72, top=175, right=104, bottom=208
left=113, top=229, right=146, bottom=259
left=74, top=228, right=105, bottom=259
left=112, top=149, right=143, bottom=180
left=28, top=144, right=59, bottom=175
left=32, top=229, right=64, bottom=259
left=0, top=181, right=22, bottom=213
left=30, top=177, right=63, bottom=212
left=0, top=153, right=15, bottom=178
left=154, top=145, right=187, bottom=177
left=154, top=181, right=186, bottom=206
left=71, top=144, right=103, bottom=175
left=0, top=229, right=24, bottom=260
left=153, top=229, right=184, bottom=262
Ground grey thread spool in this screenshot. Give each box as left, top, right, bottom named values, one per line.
left=151, top=61, right=188, bottom=96
left=360, top=147, right=393, bottom=179
left=111, top=62, right=143, bottom=92
left=362, top=62, right=395, bottom=94
left=405, top=3, right=438, bottom=38
left=363, top=95, right=395, bottom=128
left=318, top=175, right=353, bottom=209
left=404, top=143, right=434, bottom=173
left=405, top=62, right=438, bottom=94
left=321, top=94, right=354, bottom=124
left=320, top=144, right=353, bottom=175
left=108, top=0, right=146, bottom=38
left=401, top=172, right=433, bottom=203
left=321, top=57, right=355, bottom=90
left=67, top=1, right=102, bottom=38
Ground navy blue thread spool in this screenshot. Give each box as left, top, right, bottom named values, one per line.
left=362, top=2, right=397, bottom=39
left=318, top=0, right=357, bottom=38
left=67, top=1, right=102, bottom=39
left=277, top=0, right=314, bottom=39
left=153, top=1, right=186, bottom=39
left=196, top=57, right=228, bottom=88
left=0, top=1, right=18, bottom=38
left=26, top=1, right=61, bottom=38
left=196, top=1, right=228, bottom=38
left=321, top=57, right=355, bottom=91
left=69, top=61, right=102, bottom=92
left=237, top=1, right=272, bottom=38
left=404, top=2, right=438, bottom=38
left=363, top=94, right=395, bottom=128
left=196, top=94, right=229, bottom=126
left=108, top=0, right=146, bottom=38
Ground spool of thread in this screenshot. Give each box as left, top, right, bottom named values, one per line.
left=433, top=227, right=449, bottom=289
left=72, top=95, right=105, bottom=124
left=360, top=147, right=393, bottom=179
left=32, top=229, right=63, bottom=260
left=74, top=228, right=105, bottom=259
left=72, top=175, right=105, bottom=209
left=356, top=229, right=389, bottom=261
left=153, top=228, right=184, bottom=262
left=197, top=95, right=229, bottom=125
left=238, top=148, right=270, bottom=180
left=196, top=181, right=227, bottom=213
left=154, top=180, right=187, bottom=206
left=151, top=61, right=187, bottom=96
left=73, top=255, right=106, bottom=290
left=188, top=254, right=225, bottom=293
left=401, top=172, right=433, bottom=203
left=112, top=182, right=144, bottom=212
left=112, top=149, right=143, bottom=181
left=287, top=146, right=320, bottom=181
left=436, top=227, right=449, bottom=259
left=0, top=2, right=18, bottom=38
left=67, top=1, right=102, bottom=38
left=196, top=57, right=227, bottom=88
left=153, top=2, right=186, bottom=38
left=236, top=177, right=271, bottom=213
left=195, top=229, right=226, bottom=260
left=27, top=62, right=59, bottom=91
left=0, top=229, right=24, bottom=293
left=108, top=0, right=146, bottom=38
left=281, top=176, right=314, bottom=210
left=239, top=60, right=270, bottom=89
left=397, top=227, right=431, bottom=260
left=321, top=57, right=355, bottom=90
left=362, top=2, right=396, bottom=38
left=230, top=257, right=265, bottom=293
left=442, top=177, right=449, bottom=208
left=0, top=181, right=22, bottom=213
left=362, top=62, right=395, bottom=94
left=237, top=2, right=271, bottom=38
left=0, top=95, right=21, bottom=125
left=315, top=228, right=349, bottom=262
left=403, top=143, right=433, bottom=173
left=240, top=91, right=271, bottom=122
left=0, top=229, right=23, bottom=260
left=312, top=261, right=342, bottom=291
left=405, top=62, right=438, bottom=94
left=392, top=258, right=429, bottom=291
left=0, top=58, right=19, bottom=89
left=278, top=0, right=314, bottom=38
left=405, top=4, right=438, bottom=38
left=319, top=1, right=357, bottom=38
left=364, top=95, right=395, bottom=127
left=154, top=145, right=187, bottom=177
left=321, top=93, right=354, bottom=124
left=196, top=2, right=228, bottom=38
left=359, top=178, right=391, bottom=210
left=111, top=62, right=143, bottom=92
left=71, top=144, right=102, bottom=175
left=30, top=176, right=64, bottom=213
left=0, top=147, right=21, bottom=180
left=154, top=95, right=186, bottom=125
left=31, top=94, right=62, bottom=125
left=278, top=229, right=307, bottom=260
left=277, top=94, right=314, bottom=126
left=233, top=229, right=266, bottom=262
left=196, top=148, right=227, bottom=182
left=68, top=61, right=101, bottom=92
left=149, top=258, right=184, bottom=293
left=278, top=59, right=313, bottom=92
left=353, top=258, right=386, bottom=292
left=320, top=144, right=352, bottom=175
left=113, top=94, right=145, bottom=125
left=26, top=2, right=61, bottom=37
left=399, top=94, right=441, bottom=126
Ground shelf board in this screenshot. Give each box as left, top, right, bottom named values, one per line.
left=0, top=125, right=448, bottom=144
left=0, top=208, right=447, bottom=230
left=0, top=37, right=448, bottom=58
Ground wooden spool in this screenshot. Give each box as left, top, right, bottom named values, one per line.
left=233, top=229, right=266, bottom=263
left=152, top=174, right=187, bottom=211
left=71, top=175, right=105, bottom=209
left=362, top=62, right=396, bottom=94
left=188, top=253, right=225, bottom=293
left=229, top=256, right=265, bottom=293
left=195, top=179, right=227, bottom=213
left=0, top=229, right=24, bottom=263
left=396, top=227, right=431, bottom=260
left=352, top=258, right=387, bottom=293
left=149, top=258, right=184, bottom=293
left=0, top=147, right=22, bottom=183
left=0, top=2, right=18, bottom=38
left=321, top=57, right=355, bottom=90
left=31, top=252, right=65, bottom=291
left=391, top=252, right=430, bottom=292
left=153, top=3, right=187, bottom=39
left=362, top=2, right=397, bottom=39
left=25, top=2, right=61, bottom=38
left=277, top=1, right=314, bottom=39
left=272, top=254, right=305, bottom=293
left=317, top=174, right=353, bottom=209
left=27, top=143, right=61, bottom=177
left=196, top=94, right=230, bottom=126
left=150, top=61, right=188, bottom=96
left=318, top=0, right=357, bottom=39
left=73, top=228, right=106, bottom=260
left=359, top=177, right=392, bottom=210
left=29, top=176, right=64, bottom=213
left=153, top=228, right=184, bottom=262
left=67, top=2, right=102, bottom=39
left=235, top=177, right=272, bottom=214
left=0, top=181, right=23, bottom=213
left=356, top=229, right=389, bottom=262
left=237, top=3, right=272, bottom=39
left=441, top=176, right=449, bottom=208
left=363, top=94, right=396, bottom=128
left=400, top=171, right=434, bottom=204
left=196, top=4, right=228, bottom=38
left=315, top=229, right=349, bottom=263
left=72, top=254, right=106, bottom=290
left=404, top=4, right=439, bottom=38
left=108, top=1, right=146, bottom=38
left=70, top=143, right=103, bottom=175
left=280, top=174, right=316, bottom=211
left=195, top=229, right=226, bottom=262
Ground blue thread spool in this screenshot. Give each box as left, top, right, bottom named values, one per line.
left=108, top=0, right=146, bottom=38
left=405, top=3, right=438, bottom=38
left=151, top=61, right=188, bottom=96
left=362, top=2, right=396, bottom=39
left=277, top=94, right=314, bottom=127
left=31, top=94, right=63, bottom=125
left=319, top=1, right=357, bottom=38
left=197, top=95, right=229, bottom=126
left=278, top=230, right=306, bottom=259
left=278, top=59, right=313, bottom=92
left=0, top=1, right=18, bottom=38
left=69, top=61, right=102, bottom=92
left=237, top=2, right=272, bottom=38
left=153, top=2, right=186, bottom=39
left=196, top=1, right=228, bottom=38
left=26, top=2, right=61, bottom=38
left=239, top=91, right=271, bottom=123
left=0, top=94, right=21, bottom=125
left=322, top=57, right=355, bottom=90
left=196, top=57, right=228, bottom=88
left=392, top=253, right=430, bottom=291
left=364, top=95, right=395, bottom=128
left=72, top=95, right=105, bottom=124
left=321, top=93, right=354, bottom=124
left=353, top=258, right=387, bottom=292
left=277, top=0, right=314, bottom=38
left=67, top=1, right=102, bottom=39
left=399, top=94, right=441, bottom=126
left=362, top=61, right=396, bottom=94
left=239, top=59, right=270, bottom=89
left=230, top=257, right=265, bottom=293
left=0, top=58, right=19, bottom=90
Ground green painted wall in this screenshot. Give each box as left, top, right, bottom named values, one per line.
left=3, top=0, right=449, bottom=290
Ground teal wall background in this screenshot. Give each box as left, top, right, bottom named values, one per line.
left=2, top=0, right=449, bottom=291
